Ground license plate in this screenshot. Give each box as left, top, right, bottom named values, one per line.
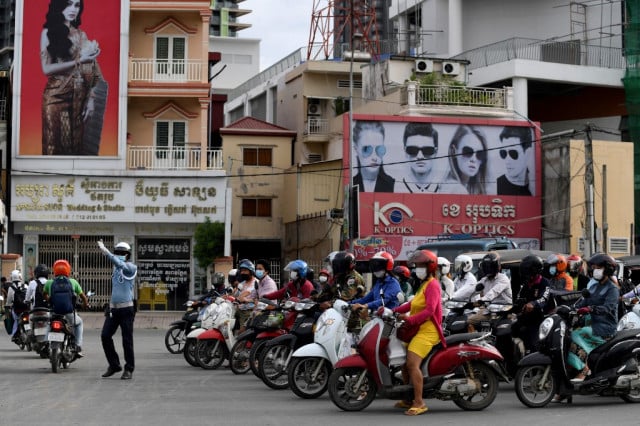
left=34, top=327, right=47, bottom=336
left=47, top=332, right=64, bottom=342
left=23, top=324, right=31, bottom=331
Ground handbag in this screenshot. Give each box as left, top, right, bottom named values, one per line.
left=396, top=321, right=419, bottom=343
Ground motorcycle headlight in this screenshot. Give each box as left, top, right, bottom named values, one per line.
left=538, top=317, right=554, bottom=340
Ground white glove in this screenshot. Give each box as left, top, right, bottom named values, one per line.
left=97, top=240, right=108, bottom=254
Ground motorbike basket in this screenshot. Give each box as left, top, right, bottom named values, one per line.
left=252, top=310, right=284, bottom=330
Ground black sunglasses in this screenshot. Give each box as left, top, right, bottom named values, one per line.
left=405, top=145, right=436, bottom=157
left=461, top=146, right=486, bottom=161
left=499, top=149, right=519, bottom=160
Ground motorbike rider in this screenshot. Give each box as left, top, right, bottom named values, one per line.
left=43, top=260, right=89, bottom=357
left=393, top=265, right=414, bottom=302
left=455, top=252, right=512, bottom=333
left=511, top=255, right=550, bottom=353
left=26, top=264, right=50, bottom=310
left=437, top=257, right=455, bottom=316
left=569, top=253, right=620, bottom=383
left=263, top=259, right=315, bottom=300
left=315, top=251, right=364, bottom=307
left=7, top=270, right=27, bottom=342
left=546, top=253, right=574, bottom=291
left=350, top=251, right=403, bottom=312
left=255, top=258, right=278, bottom=295
left=567, top=254, right=590, bottom=291
left=389, top=249, right=445, bottom=416
left=237, top=259, right=275, bottom=333
left=452, top=254, right=477, bottom=292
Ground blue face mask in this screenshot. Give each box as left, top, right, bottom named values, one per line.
left=549, top=266, right=556, bottom=275
left=116, top=255, right=126, bottom=262
left=255, top=270, right=265, bottom=279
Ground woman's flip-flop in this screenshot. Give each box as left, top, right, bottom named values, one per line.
left=404, top=406, right=428, bottom=416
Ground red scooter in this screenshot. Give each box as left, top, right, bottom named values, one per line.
left=327, top=307, right=508, bottom=412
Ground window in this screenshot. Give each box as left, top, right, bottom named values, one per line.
left=242, top=198, right=272, bottom=217
left=243, top=147, right=272, bottom=166
left=155, top=121, right=186, bottom=159
left=155, top=36, right=186, bottom=78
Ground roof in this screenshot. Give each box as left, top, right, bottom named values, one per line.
left=462, top=249, right=558, bottom=265
left=220, top=117, right=296, bottom=136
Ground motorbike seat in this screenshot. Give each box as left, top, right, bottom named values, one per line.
left=437, top=332, right=485, bottom=349
left=588, top=328, right=640, bottom=365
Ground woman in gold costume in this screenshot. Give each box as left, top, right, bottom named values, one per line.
left=40, top=0, right=104, bottom=155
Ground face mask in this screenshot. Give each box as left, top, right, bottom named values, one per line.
left=239, top=273, right=250, bottom=282
left=255, top=270, right=265, bottom=279
left=415, top=267, right=427, bottom=280
left=319, top=276, right=328, bottom=283
left=592, top=268, right=604, bottom=281
left=373, top=270, right=385, bottom=278
left=290, top=271, right=298, bottom=280
left=116, top=255, right=126, bottom=262
left=549, top=266, right=556, bottom=275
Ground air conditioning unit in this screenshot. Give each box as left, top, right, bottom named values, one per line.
left=307, top=103, right=322, bottom=116
left=442, top=61, right=461, bottom=76
left=308, top=153, right=322, bottom=163
left=414, top=59, right=433, bottom=73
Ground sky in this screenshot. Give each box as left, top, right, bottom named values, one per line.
left=241, top=0, right=314, bottom=71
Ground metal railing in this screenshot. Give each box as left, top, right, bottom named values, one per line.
left=127, top=146, right=223, bottom=170
left=415, top=85, right=508, bottom=108
left=452, top=37, right=626, bottom=70
left=307, top=118, right=329, bottom=134
left=129, top=58, right=204, bottom=82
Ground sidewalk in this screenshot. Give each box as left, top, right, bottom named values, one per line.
left=80, top=310, right=182, bottom=330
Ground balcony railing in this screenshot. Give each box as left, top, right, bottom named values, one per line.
left=127, top=146, right=223, bottom=170
left=307, top=118, right=329, bottom=135
left=403, top=83, right=510, bottom=109
left=129, top=58, right=204, bottom=82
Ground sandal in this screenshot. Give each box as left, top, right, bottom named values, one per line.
left=404, top=406, right=428, bottom=416
left=394, top=400, right=412, bottom=409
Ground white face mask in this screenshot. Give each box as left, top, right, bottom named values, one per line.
left=319, top=276, right=328, bottom=283
left=373, top=270, right=385, bottom=278
left=415, top=267, right=427, bottom=280
left=592, top=268, right=604, bottom=281
left=549, top=266, right=557, bottom=276
left=290, top=271, right=298, bottom=280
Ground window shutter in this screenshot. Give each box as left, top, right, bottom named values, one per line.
left=173, top=122, right=186, bottom=159
left=156, top=37, right=169, bottom=75
left=156, top=122, right=169, bottom=158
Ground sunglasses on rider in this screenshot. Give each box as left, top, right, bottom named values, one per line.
left=460, top=146, right=486, bottom=162
left=405, top=145, right=436, bottom=157
left=359, top=145, right=386, bottom=158
left=499, top=149, right=520, bottom=160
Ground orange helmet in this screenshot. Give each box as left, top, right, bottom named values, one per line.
left=53, top=259, right=71, bottom=277
left=370, top=251, right=394, bottom=272
left=408, top=249, right=438, bottom=274
left=546, top=253, right=567, bottom=273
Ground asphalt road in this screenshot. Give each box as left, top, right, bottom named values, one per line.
left=0, top=328, right=639, bottom=425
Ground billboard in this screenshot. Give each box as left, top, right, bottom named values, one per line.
left=15, top=0, right=121, bottom=156
left=343, top=115, right=542, bottom=260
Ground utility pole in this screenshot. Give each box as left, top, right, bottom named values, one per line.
left=602, top=164, right=608, bottom=253
left=584, top=124, right=595, bottom=257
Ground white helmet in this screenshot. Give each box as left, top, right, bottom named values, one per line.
left=114, top=241, right=131, bottom=255
left=437, top=257, right=451, bottom=275
left=454, top=254, right=473, bottom=274
left=10, top=269, right=22, bottom=282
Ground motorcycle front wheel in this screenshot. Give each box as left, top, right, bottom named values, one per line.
left=288, top=357, right=331, bottom=399
left=259, top=343, right=292, bottom=389
left=182, top=338, right=199, bottom=367
left=165, top=325, right=186, bottom=354
left=229, top=338, right=252, bottom=375
left=453, top=361, right=499, bottom=411
left=195, top=339, right=228, bottom=370
left=328, top=367, right=377, bottom=411
left=249, top=339, right=269, bottom=378
left=514, top=364, right=556, bottom=408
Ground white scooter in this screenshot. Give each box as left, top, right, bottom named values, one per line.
left=182, top=302, right=221, bottom=367
left=287, top=299, right=355, bottom=399
left=194, top=296, right=237, bottom=369
left=618, top=289, right=640, bottom=331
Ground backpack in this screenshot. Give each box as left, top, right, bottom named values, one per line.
left=11, top=284, right=29, bottom=313
left=33, top=279, right=48, bottom=309
left=49, top=276, right=75, bottom=314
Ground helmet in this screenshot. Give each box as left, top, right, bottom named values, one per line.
left=228, top=268, right=238, bottom=284
left=370, top=251, right=394, bottom=272
left=52, top=260, right=71, bottom=277
left=479, top=252, right=501, bottom=277
left=237, top=259, right=255, bottom=275
left=10, top=269, right=22, bottom=282
left=212, top=272, right=225, bottom=286
left=567, top=254, right=583, bottom=276
left=319, top=268, right=331, bottom=277
left=393, top=265, right=411, bottom=279
left=546, top=253, right=567, bottom=273
left=408, top=249, right=438, bottom=274
left=437, top=257, right=451, bottom=275
left=331, top=251, right=356, bottom=275
left=587, top=253, right=617, bottom=277
left=284, top=259, right=309, bottom=279
left=114, top=241, right=131, bottom=255
left=34, top=264, right=50, bottom=279
left=323, top=251, right=339, bottom=274
left=454, top=254, right=473, bottom=274
left=520, top=255, right=543, bottom=283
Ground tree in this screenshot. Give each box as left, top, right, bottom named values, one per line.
left=193, top=217, right=225, bottom=268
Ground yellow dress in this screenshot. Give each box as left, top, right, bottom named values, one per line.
left=407, top=280, right=441, bottom=358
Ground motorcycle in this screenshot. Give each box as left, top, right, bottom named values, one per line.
left=443, top=284, right=485, bottom=335
left=29, top=307, right=52, bottom=358
left=327, top=307, right=506, bottom=412
left=165, top=298, right=210, bottom=354
left=47, top=312, right=81, bottom=373
left=183, top=302, right=223, bottom=367
left=257, top=299, right=320, bottom=389
left=193, top=295, right=238, bottom=369
left=12, top=310, right=32, bottom=351
left=618, top=288, right=640, bottom=331
left=514, top=303, right=640, bottom=407
left=288, top=299, right=355, bottom=399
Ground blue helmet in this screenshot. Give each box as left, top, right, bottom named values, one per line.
left=237, top=259, right=256, bottom=275
left=284, top=259, right=308, bottom=279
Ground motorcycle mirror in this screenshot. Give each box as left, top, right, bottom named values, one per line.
left=475, top=283, right=485, bottom=292
left=581, top=289, right=591, bottom=298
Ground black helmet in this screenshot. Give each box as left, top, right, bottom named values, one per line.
left=520, top=255, right=543, bottom=283
left=332, top=251, right=356, bottom=275
left=34, top=264, right=50, bottom=279
left=587, top=253, right=617, bottom=277
left=479, top=252, right=501, bottom=278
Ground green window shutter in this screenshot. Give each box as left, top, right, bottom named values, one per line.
left=156, top=122, right=169, bottom=158
left=221, top=8, right=229, bottom=37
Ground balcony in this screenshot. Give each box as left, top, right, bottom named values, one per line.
left=129, top=58, right=204, bottom=83
left=127, top=146, right=223, bottom=171
left=302, top=118, right=331, bottom=143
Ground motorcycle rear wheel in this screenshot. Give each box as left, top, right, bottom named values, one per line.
left=165, top=325, right=186, bottom=354
left=453, top=361, right=500, bottom=411
left=289, top=357, right=331, bottom=399
left=328, top=367, right=376, bottom=411
left=50, top=346, right=60, bottom=373
left=259, top=343, right=292, bottom=389
left=195, top=339, right=228, bottom=370
left=229, top=338, right=252, bottom=375
left=182, top=338, right=199, bottom=367
left=514, top=364, right=556, bottom=408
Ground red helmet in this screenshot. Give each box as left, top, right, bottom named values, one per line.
left=370, top=251, right=394, bottom=272
left=408, top=249, right=438, bottom=274
left=53, top=259, right=71, bottom=277
left=393, top=265, right=411, bottom=279
left=319, top=268, right=331, bottom=277
left=567, top=254, right=583, bottom=275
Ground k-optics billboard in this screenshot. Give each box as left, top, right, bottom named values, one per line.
left=343, top=115, right=542, bottom=261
